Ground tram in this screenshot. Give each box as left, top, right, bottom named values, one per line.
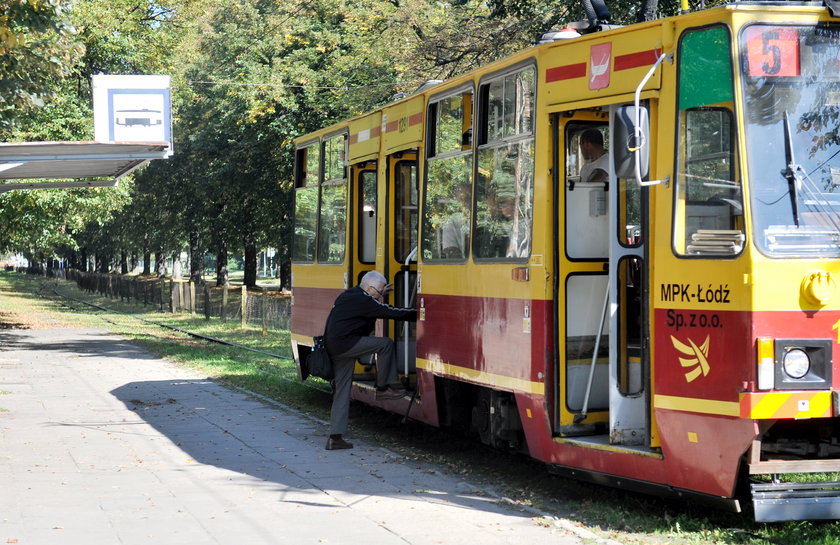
left=290, top=0, right=840, bottom=521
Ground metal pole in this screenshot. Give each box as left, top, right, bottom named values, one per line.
left=403, top=247, right=418, bottom=379
left=577, top=282, right=609, bottom=422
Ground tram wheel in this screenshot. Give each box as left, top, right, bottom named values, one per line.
left=472, top=388, right=493, bottom=446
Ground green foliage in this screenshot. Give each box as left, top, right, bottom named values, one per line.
left=0, top=0, right=740, bottom=279
left=0, top=183, right=132, bottom=262
left=0, top=0, right=81, bottom=130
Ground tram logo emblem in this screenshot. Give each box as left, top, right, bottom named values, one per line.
left=671, top=334, right=711, bottom=382
left=589, top=43, right=611, bottom=90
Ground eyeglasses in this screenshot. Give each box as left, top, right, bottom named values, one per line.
left=370, top=285, right=386, bottom=299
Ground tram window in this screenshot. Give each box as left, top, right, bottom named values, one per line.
left=394, top=161, right=418, bottom=263
left=565, top=274, right=609, bottom=412
left=674, top=26, right=744, bottom=257
left=568, top=126, right=609, bottom=184
left=423, top=89, right=474, bottom=261
left=474, top=66, right=535, bottom=260
left=618, top=256, right=644, bottom=396
left=565, top=123, right=609, bottom=259
left=424, top=159, right=472, bottom=260
left=323, top=134, right=346, bottom=182
left=292, top=143, right=319, bottom=262
left=675, top=107, right=743, bottom=255
left=479, top=67, right=535, bottom=144
left=359, top=170, right=377, bottom=264
left=619, top=176, right=642, bottom=247
left=428, top=91, right=473, bottom=157
left=317, top=135, right=347, bottom=263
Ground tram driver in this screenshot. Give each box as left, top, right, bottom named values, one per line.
left=579, top=128, right=609, bottom=184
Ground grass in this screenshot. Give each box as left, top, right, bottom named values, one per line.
left=4, top=270, right=840, bottom=544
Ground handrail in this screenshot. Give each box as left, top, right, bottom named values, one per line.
left=403, top=246, right=418, bottom=378
left=632, top=52, right=669, bottom=187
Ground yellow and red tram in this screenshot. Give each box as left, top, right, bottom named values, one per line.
left=291, top=1, right=840, bottom=521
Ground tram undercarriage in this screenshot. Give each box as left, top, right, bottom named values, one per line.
left=747, top=419, right=840, bottom=521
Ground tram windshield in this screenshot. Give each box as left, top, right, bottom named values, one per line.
left=741, top=24, right=840, bottom=257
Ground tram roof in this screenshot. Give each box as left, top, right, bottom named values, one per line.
left=0, top=141, right=170, bottom=192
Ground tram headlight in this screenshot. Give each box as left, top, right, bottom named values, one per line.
left=782, top=348, right=810, bottom=379
left=772, top=339, right=832, bottom=390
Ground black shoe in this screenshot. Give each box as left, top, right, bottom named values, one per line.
left=375, top=386, right=406, bottom=401
left=325, top=436, right=353, bottom=450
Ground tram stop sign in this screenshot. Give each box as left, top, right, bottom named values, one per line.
left=92, top=74, right=173, bottom=157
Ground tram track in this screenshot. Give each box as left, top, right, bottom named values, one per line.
left=40, top=281, right=332, bottom=394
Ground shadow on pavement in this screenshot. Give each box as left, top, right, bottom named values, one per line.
left=108, top=377, right=523, bottom=519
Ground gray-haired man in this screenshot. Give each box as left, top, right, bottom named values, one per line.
left=323, top=271, right=416, bottom=450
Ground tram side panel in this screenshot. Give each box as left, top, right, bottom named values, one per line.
left=290, top=129, right=353, bottom=370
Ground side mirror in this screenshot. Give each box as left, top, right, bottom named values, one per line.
left=613, top=105, right=650, bottom=180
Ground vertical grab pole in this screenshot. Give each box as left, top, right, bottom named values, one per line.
left=403, top=247, right=418, bottom=379
left=576, top=282, right=610, bottom=423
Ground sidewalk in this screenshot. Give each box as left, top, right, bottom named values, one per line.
left=0, top=325, right=612, bottom=545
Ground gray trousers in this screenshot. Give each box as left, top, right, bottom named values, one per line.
left=329, top=336, right=399, bottom=435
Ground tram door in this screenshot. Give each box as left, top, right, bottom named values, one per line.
left=350, top=161, right=378, bottom=286
left=606, top=103, right=649, bottom=446
left=555, top=108, right=649, bottom=446
left=385, top=152, right=418, bottom=379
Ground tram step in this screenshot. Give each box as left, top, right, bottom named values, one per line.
left=751, top=481, right=840, bottom=522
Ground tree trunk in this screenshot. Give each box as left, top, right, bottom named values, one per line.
left=243, top=232, right=257, bottom=288
left=636, top=0, right=658, bottom=22
left=120, top=250, right=128, bottom=275
left=216, top=241, right=228, bottom=287
left=278, top=242, right=291, bottom=289
left=81, top=247, right=89, bottom=273
left=130, top=252, right=138, bottom=272
left=189, top=230, right=203, bottom=283
left=155, top=250, right=166, bottom=277
left=142, top=234, right=151, bottom=275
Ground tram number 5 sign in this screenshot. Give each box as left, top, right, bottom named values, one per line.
left=746, top=27, right=800, bottom=77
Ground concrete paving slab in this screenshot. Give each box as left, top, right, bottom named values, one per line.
left=0, top=326, right=619, bottom=545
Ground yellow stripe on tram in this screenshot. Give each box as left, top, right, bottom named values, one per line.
left=654, top=394, right=740, bottom=417
left=417, top=358, right=545, bottom=395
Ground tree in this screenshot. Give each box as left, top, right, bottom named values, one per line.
left=2, top=0, right=682, bottom=282
left=0, top=1, right=81, bottom=130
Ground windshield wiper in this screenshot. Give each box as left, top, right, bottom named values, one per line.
left=781, top=111, right=802, bottom=227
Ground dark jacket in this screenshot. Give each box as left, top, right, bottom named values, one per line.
left=324, top=286, right=417, bottom=355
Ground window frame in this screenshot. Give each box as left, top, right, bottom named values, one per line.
left=422, top=84, right=476, bottom=263
left=292, top=139, right=321, bottom=263
left=672, top=23, right=744, bottom=259
left=357, top=165, right=378, bottom=265
left=316, top=131, right=349, bottom=264
left=393, top=159, right=419, bottom=264
left=473, top=61, right=537, bottom=263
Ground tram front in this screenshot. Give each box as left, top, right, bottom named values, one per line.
left=739, top=20, right=840, bottom=522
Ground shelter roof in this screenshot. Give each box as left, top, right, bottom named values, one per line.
left=0, top=141, right=169, bottom=192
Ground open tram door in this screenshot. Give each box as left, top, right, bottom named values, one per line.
left=346, top=158, right=382, bottom=382
left=382, top=150, right=419, bottom=387
left=553, top=104, right=651, bottom=448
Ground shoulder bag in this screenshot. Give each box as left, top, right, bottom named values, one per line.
left=306, top=334, right=334, bottom=381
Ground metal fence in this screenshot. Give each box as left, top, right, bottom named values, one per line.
left=23, top=267, right=291, bottom=332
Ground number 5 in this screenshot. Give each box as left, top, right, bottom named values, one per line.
left=762, top=32, right=782, bottom=75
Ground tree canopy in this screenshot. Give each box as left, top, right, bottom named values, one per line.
left=0, top=0, right=690, bottom=285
